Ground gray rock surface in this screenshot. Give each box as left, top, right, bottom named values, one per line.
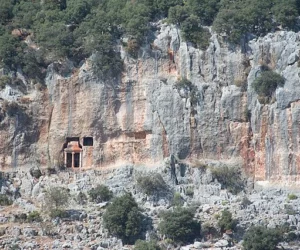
left=0, top=25, right=300, bottom=184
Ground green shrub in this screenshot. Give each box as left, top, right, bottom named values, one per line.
left=125, top=38, right=140, bottom=58
left=211, top=166, right=244, bottom=194
left=221, top=200, right=229, bottom=206
left=288, top=193, right=298, bottom=200
left=175, top=77, right=192, bottom=90
left=168, top=5, right=188, bottom=25
left=0, top=75, right=11, bottom=89
left=284, top=204, right=296, bottom=215
left=103, top=193, right=145, bottom=244
left=91, top=49, right=123, bottom=80
left=14, top=213, right=27, bottom=223
left=9, top=244, right=20, bottom=250
left=44, top=187, right=70, bottom=214
left=136, top=173, right=168, bottom=197
left=243, top=226, right=283, bottom=250
left=134, top=240, right=161, bottom=250
left=181, top=15, right=211, bottom=50
left=0, top=194, right=12, bottom=206
left=27, top=211, right=42, bottom=222
left=201, top=222, right=218, bottom=240
left=76, top=191, right=88, bottom=205
left=2, top=101, right=21, bottom=116
left=213, top=0, right=298, bottom=44
left=241, top=196, right=252, bottom=208
left=172, top=192, right=184, bottom=207
left=174, top=78, right=199, bottom=105
left=185, top=187, right=194, bottom=197
left=29, top=167, right=42, bottom=179
left=88, top=185, right=113, bottom=203
left=158, top=207, right=200, bottom=243
left=217, top=209, right=237, bottom=233
left=252, top=70, right=284, bottom=98
left=49, top=209, right=69, bottom=219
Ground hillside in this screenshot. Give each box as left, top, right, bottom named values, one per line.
left=1, top=0, right=300, bottom=249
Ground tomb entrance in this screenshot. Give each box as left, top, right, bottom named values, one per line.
left=64, top=140, right=83, bottom=168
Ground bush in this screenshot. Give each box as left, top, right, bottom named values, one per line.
left=284, top=204, right=296, bottom=215
left=0, top=75, right=11, bottom=89
left=14, top=213, right=27, bottom=223
left=185, top=187, right=194, bottom=197
left=181, top=15, right=211, bottom=50
left=174, top=78, right=199, bottom=105
left=217, top=210, right=237, bottom=233
left=2, top=101, right=21, bottom=116
left=201, top=222, right=218, bottom=240
left=126, top=38, right=140, bottom=58
left=76, top=191, right=88, bottom=205
left=172, top=192, right=184, bottom=207
left=49, top=209, right=69, bottom=219
left=88, top=185, right=113, bottom=203
left=103, top=193, right=145, bottom=244
left=213, top=0, right=298, bottom=44
left=29, top=167, right=42, bottom=179
left=0, top=194, right=12, bottom=206
left=240, top=196, right=252, bottom=208
left=211, top=166, right=244, bottom=194
left=136, top=173, right=168, bottom=197
left=158, top=207, right=200, bottom=243
left=243, top=226, right=283, bottom=250
left=134, top=240, right=161, bottom=250
left=27, top=211, right=42, bottom=223
left=44, top=187, right=70, bottom=213
left=288, top=193, right=298, bottom=200
left=252, top=69, right=284, bottom=98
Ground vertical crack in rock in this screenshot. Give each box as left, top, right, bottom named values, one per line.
left=170, top=154, right=178, bottom=185
left=12, top=115, right=18, bottom=168
left=155, top=110, right=169, bottom=158
left=47, top=105, right=54, bottom=167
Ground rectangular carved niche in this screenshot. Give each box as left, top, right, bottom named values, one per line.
left=83, top=137, right=93, bottom=146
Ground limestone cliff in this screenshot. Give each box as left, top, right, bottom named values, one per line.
left=1, top=23, right=300, bottom=183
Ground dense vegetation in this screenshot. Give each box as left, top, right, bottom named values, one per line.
left=217, top=209, right=237, bottom=233
left=103, top=193, right=145, bottom=244
left=211, top=165, right=244, bottom=194
left=88, top=184, right=113, bottom=203
left=158, top=207, right=200, bottom=243
left=242, top=226, right=283, bottom=250
left=252, top=67, right=285, bottom=100
left=134, top=240, right=161, bottom=250
left=0, top=0, right=299, bottom=82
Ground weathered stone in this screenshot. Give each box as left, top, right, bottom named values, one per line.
left=0, top=24, right=300, bottom=184
left=214, top=239, right=229, bottom=247
left=23, top=227, right=38, bottom=237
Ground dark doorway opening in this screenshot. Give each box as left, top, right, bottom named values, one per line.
left=74, top=153, right=80, bottom=168
left=66, top=153, right=72, bottom=168
left=83, top=137, right=93, bottom=146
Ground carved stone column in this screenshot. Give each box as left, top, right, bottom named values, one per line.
left=79, top=152, right=82, bottom=169
left=64, top=151, right=67, bottom=168
left=71, top=152, right=75, bottom=169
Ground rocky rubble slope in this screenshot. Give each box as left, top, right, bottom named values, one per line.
left=0, top=160, right=300, bottom=249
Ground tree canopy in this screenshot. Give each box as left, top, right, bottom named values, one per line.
left=0, top=0, right=299, bottom=81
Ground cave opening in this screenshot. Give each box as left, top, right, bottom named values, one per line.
left=83, top=137, right=93, bottom=146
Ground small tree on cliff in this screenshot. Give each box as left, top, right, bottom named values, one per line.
left=103, top=193, right=145, bottom=244
left=243, top=226, right=283, bottom=250
left=44, top=187, right=70, bottom=218
left=158, top=207, right=200, bottom=243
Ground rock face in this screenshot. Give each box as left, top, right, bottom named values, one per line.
left=1, top=23, right=300, bottom=182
